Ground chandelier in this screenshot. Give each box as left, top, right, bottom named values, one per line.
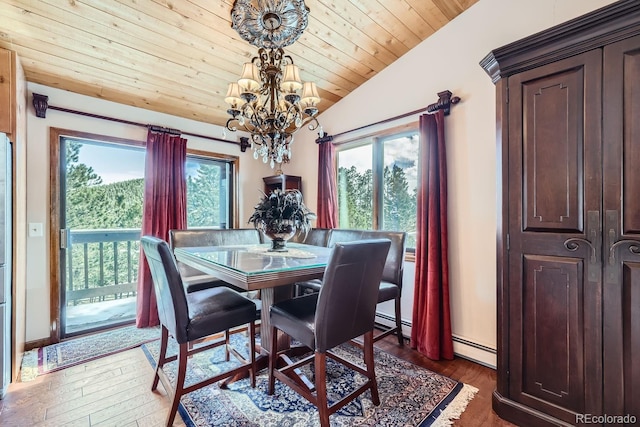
left=225, top=0, right=321, bottom=169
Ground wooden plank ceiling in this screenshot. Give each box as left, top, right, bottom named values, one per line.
left=0, top=0, right=477, bottom=127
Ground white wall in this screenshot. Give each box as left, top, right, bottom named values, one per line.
left=285, top=0, right=617, bottom=366
left=23, top=0, right=617, bottom=358
left=24, top=82, right=272, bottom=341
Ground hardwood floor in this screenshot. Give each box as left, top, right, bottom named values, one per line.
left=0, top=334, right=515, bottom=426
left=378, top=338, right=516, bottom=427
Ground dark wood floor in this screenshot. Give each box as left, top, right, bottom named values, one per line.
left=0, top=333, right=515, bottom=426
left=377, top=337, right=516, bottom=427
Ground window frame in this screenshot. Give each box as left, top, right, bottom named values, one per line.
left=335, top=121, right=419, bottom=260
left=185, top=148, right=240, bottom=229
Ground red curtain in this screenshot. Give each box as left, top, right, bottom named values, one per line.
left=316, top=140, right=338, bottom=228
left=411, top=110, right=454, bottom=360
left=136, top=129, right=187, bottom=327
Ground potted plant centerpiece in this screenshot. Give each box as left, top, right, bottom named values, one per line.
left=248, top=189, right=316, bottom=252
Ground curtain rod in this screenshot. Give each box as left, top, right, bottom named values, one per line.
left=316, top=90, right=460, bottom=144
left=31, top=93, right=244, bottom=148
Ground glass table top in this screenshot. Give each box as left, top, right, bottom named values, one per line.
left=174, top=243, right=332, bottom=276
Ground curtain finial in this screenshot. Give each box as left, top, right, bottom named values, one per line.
left=316, top=134, right=333, bottom=144
left=426, top=90, right=461, bottom=116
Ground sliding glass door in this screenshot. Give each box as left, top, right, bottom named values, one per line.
left=60, top=136, right=145, bottom=337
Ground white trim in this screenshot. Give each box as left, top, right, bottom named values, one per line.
left=375, top=311, right=497, bottom=368
left=452, top=335, right=496, bottom=369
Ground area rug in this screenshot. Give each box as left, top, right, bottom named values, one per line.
left=20, top=325, right=160, bottom=381
left=142, top=336, right=478, bottom=426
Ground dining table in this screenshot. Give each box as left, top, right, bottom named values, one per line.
left=172, top=242, right=332, bottom=354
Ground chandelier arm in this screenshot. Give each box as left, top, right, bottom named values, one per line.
left=290, top=109, right=304, bottom=129
left=225, top=118, right=238, bottom=132
left=304, top=116, right=320, bottom=131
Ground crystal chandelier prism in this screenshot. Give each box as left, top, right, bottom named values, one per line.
left=225, top=0, right=321, bottom=169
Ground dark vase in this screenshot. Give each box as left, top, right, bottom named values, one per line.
left=257, top=219, right=297, bottom=252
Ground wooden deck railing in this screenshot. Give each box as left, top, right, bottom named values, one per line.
left=66, top=229, right=141, bottom=305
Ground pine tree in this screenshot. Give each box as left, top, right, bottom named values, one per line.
left=337, top=164, right=417, bottom=247
left=187, top=163, right=224, bottom=227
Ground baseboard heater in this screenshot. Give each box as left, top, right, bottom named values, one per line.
left=375, top=311, right=497, bottom=368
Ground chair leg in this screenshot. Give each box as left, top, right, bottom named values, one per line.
left=315, top=351, right=330, bottom=427
left=224, top=329, right=230, bottom=361
left=363, top=330, right=380, bottom=406
left=267, top=326, right=279, bottom=395
left=165, top=342, right=188, bottom=427
left=395, top=296, right=404, bottom=346
left=249, top=321, right=256, bottom=388
left=152, top=325, right=169, bottom=391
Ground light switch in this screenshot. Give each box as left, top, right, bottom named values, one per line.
left=29, top=223, right=43, bottom=237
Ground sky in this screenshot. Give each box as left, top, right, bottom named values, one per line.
left=74, top=139, right=199, bottom=184
left=74, top=140, right=144, bottom=184
left=338, top=134, right=419, bottom=191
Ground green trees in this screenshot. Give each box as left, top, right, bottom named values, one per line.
left=65, top=140, right=144, bottom=229
left=383, top=164, right=417, bottom=248
left=65, top=140, right=103, bottom=229
left=186, top=162, right=224, bottom=227
left=338, top=164, right=417, bottom=247
left=338, top=166, right=373, bottom=228
left=64, top=140, right=144, bottom=301
left=67, top=179, right=144, bottom=229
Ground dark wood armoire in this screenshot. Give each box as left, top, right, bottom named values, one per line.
left=481, top=1, right=640, bottom=425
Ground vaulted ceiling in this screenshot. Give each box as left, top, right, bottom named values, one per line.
left=1, top=0, right=477, bottom=127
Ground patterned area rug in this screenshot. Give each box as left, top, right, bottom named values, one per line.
left=142, top=335, right=477, bottom=426
left=20, top=325, right=160, bottom=381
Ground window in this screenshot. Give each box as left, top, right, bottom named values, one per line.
left=185, top=152, right=236, bottom=228
left=337, top=124, right=418, bottom=250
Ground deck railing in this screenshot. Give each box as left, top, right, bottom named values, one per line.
left=66, top=229, right=141, bottom=306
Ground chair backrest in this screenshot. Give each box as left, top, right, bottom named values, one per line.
left=327, top=229, right=406, bottom=288
left=314, top=239, right=391, bottom=352
left=169, top=228, right=262, bottom=278
left=289, top=227, right=331, bottom=246
left=141, top=236, right=189, bottom=343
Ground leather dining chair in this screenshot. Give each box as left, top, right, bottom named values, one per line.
left=169, top=228, right=267, bottom=352
left=268, top=239, right=391, bottom=427
left=288, top=227, right=331, bottom=246
left=169, top=228, right=262, bottom=294
left=289, top=228, right=331, bottom=296
left=141, top=236, right=257, bottom=427
left=297, top=229, right=407, bottom=346
left=169, top=228, right=263, bottom=323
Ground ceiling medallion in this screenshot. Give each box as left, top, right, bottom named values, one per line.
left=231, top=0, right=309, bottom=49
left=226, top=0, right=321, bottom=169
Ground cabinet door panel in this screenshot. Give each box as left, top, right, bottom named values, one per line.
left=621, top=46, right=640, bottom=235
left=507, top=50, right=603, bottom=422
left=603, top=34, right=640, bottom=419
left=622, top=263, right=640, bottom=420
left=521, top=255, right=583, bottom=411
left=521, top=69, right=584, bottom=233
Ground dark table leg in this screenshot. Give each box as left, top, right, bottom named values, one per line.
left=221, top=284, right=313, bottom=388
